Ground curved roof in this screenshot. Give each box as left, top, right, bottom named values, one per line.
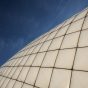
left=0, top=8, right=88, bottom=88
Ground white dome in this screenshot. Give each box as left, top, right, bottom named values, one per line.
left=0, top=8, right=88, bottom=88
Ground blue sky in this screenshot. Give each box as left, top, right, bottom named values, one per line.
left=0, top=0, right=88, bottom=66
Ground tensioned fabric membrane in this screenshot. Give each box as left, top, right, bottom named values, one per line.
left=0, top=8, right=88, bottom=88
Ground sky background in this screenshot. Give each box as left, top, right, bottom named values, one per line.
left=0, top=0, right=88, bottom=66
